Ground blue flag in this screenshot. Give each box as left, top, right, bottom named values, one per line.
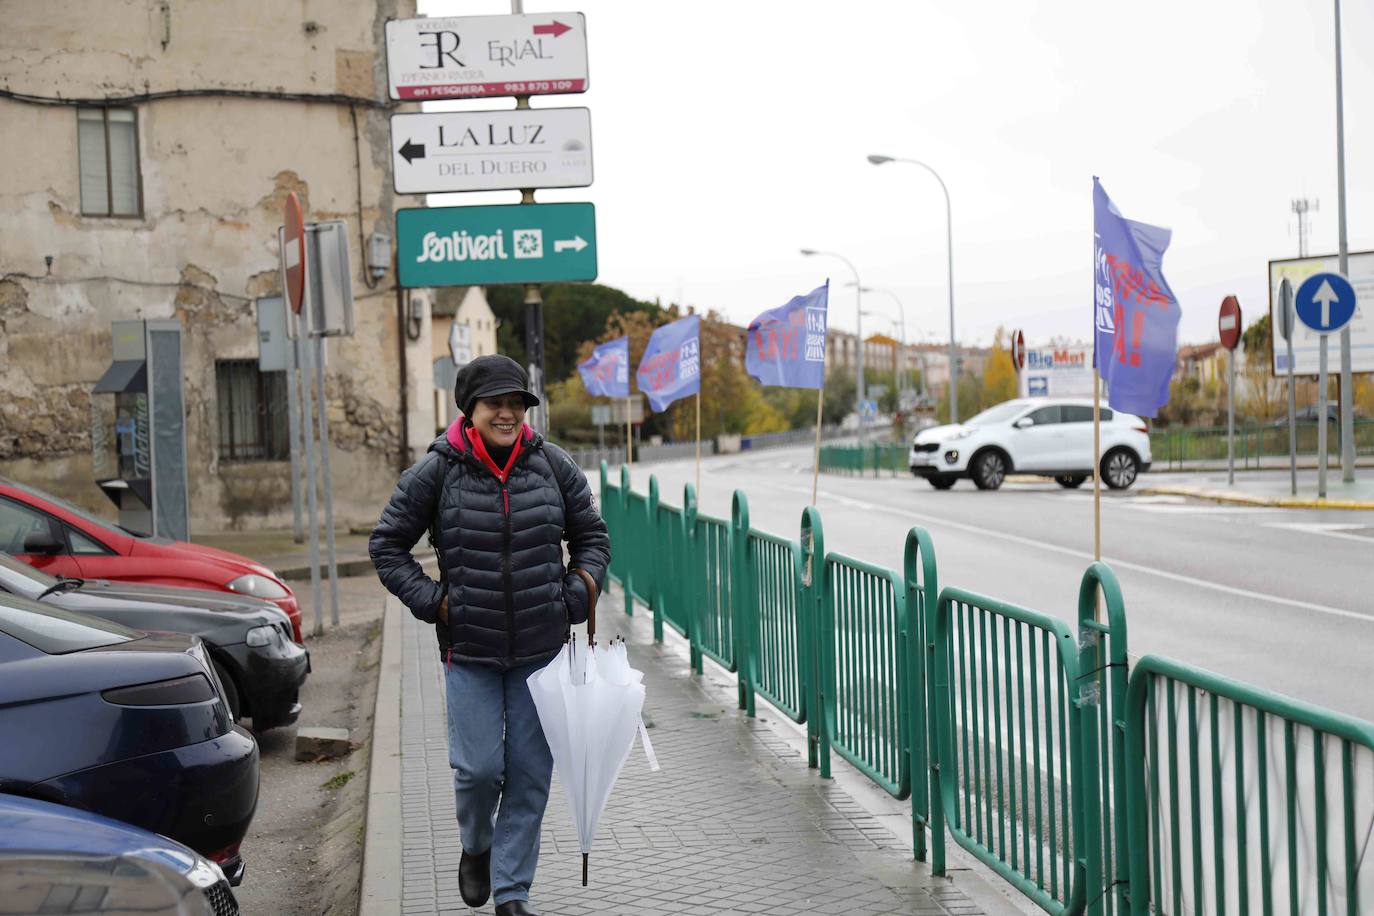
left=746, top=282, right=829, bottom=390
left=635, top=314, right=700, bottom=412
left=1093, top=178, right=1180, bottom=418
left=577, top=336, right=629, bottom=398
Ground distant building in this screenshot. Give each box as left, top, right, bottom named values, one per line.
left=431, top=287, right=500, bottom=433
left=1176, top=342, right=1226, bottom=385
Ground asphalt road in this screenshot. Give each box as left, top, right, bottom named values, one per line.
left=615, top=447, right=1374, bottom=722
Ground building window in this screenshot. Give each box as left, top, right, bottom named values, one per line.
left=78, top=108, right=142, bottom=217
left=216, top=360, right=289, bottom=461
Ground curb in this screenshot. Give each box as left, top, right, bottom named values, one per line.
left=1140, top=485, right=1374, bottom=511
left=359, top=597, right=403, bottom=916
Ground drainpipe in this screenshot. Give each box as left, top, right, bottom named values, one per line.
left=395, top=256, right=411, bottom=471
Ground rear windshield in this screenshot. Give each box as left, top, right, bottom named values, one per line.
left=0, top=551, right=56, bottom=587
left=0, top=593, right=138, bottom=654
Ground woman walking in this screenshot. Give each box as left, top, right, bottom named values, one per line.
left=370, top=355, right=610, bottom=916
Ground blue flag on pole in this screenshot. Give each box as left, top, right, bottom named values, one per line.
left=635, top=314, right=701, bottom=413
left=1093, top=178, right=1181, bottom=418
left=746, top=282, right=829, bottom=390
left=577, top=336, right=629, bottom=398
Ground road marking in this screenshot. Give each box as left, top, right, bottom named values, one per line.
left=1263, top=522, right=1374, bottom=545
left=769, top=483, right=1372, bottom=625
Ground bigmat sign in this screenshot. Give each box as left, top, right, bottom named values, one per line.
left=1018, top=345, right=1095, bottom=398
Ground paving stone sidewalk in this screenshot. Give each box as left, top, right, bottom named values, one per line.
left=397, top=594, right=998, bottom=916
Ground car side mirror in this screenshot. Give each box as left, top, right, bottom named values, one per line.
left=1013, top=417, right=1034, bottom=429
left=22, top=529, right=64, bottom=556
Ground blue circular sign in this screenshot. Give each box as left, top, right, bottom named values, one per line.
left=1294, top=272, right=1357, bottom=334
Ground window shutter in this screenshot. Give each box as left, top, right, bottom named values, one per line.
left=77, top=109, right=109, bottom=216
left=107, top=110, right=140, bottom=216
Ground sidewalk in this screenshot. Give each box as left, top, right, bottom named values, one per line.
left=1140, top=466, right=1374, bottom=510
left=362, top=586, right=1028, bottom=916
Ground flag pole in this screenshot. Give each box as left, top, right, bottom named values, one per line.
left=812, top=386, right=825, bottom=505
left=1092, top=367, right=1102, bottom=620
left=625, top=397, right=633, bottom=468
left=695, top=392, right=702, bottom=495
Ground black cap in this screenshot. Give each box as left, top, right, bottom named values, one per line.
left=454, top=354, right=540, bottom=417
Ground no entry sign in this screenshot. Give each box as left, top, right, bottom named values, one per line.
left=283, top=192, right=306, bottom=315
left=1010, top=328, right=1026, bottom=371
left=1218, top=295, right=1242, bottom=351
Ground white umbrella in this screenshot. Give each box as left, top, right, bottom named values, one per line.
left=527, top=616, right=658, bottom=886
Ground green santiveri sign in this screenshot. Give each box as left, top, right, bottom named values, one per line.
left=396, top=203, right=597, bottom=288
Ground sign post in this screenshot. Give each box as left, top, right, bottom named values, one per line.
left=1277, top=278, right=1297, bottom=496
left=1294, top=271, right=1358, bottom=498
left=1218, top=296, right=1242, bottom=485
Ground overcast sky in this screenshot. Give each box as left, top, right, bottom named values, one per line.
left=418, top=0, right=1373, bottom=350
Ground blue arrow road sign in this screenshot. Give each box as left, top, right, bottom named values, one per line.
left=1294, top=271, right=1357, bottom=334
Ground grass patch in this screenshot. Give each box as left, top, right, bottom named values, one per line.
left=321, top=770, right=356, bottom=790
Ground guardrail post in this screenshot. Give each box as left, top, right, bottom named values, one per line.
left=732, top=489, right=756, bottom=716
left=620, top=465, right=634, bottom=617
left=647, top=475, right=662, bottom=640
left=800, top=505, right=831, bottom=778
left=903, top=526, right=938, bottom=866
left=1078, top=563, right=1130, bottom=915
left=683, top=483, right=702, bottom=674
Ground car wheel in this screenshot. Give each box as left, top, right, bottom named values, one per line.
left=213, top=659, right=242, bottom=722
left=1055, top=474, right=1088, bottom=489
left=928, top=475, right=957, bottom=490
left=1102, top=449, right=1139, bottom=490
left=971, top=451, right=1008, bottom=490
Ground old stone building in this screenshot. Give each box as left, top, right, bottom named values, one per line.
left=0, top=0, right=437, bottom=532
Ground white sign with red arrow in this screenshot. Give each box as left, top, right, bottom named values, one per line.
left=385, top=13, right=588, bottom=101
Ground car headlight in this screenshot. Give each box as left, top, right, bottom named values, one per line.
left=245, top=624, right=281, bottom=648
left=226, top=573, right=289, bottom=600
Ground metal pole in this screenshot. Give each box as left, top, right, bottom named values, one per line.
left=943, top=183, right=957, bottom=423
left=286, top=340, right=304, bottom=543
left=1333, top=0, right=1354, bottom=482
left=1227, top=348, right=1236, bottom=486
left=1318, top=336, right=1329, bottom=499
left=1287, top=329, right=1297, bottom=497
left=297, top=310, right=323, bottom=638
left=524, top=282, right=547, bottom=437
left=1092, top=368, right=1102, bottom=563
left=314, top=333, right=340, bottom=627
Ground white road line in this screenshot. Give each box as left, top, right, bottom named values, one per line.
left=1263, top=522, right=1374, bottom=545
left=768, top=483, right=1372, bottom=625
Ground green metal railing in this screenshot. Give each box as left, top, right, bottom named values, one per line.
left=931, top=585, right=1094, bottom=915
left=819, top=442, right=909, bottom=476
left=1150, top=418, right=1374, bottom=471
left=598, top=461, right=1374, bottom=916
left=1122, top=655, right=1374, bottom=915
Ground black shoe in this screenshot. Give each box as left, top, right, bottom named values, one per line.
left=495, top=902, right=537, bottom=916
left=458, top=848, right=491, bottom=907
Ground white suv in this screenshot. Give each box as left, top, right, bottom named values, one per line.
left=908, top=398, right=1152, bottom=491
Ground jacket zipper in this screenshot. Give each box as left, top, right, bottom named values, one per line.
left=501, top=481, right=514, bottom=661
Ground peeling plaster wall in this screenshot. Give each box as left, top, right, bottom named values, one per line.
left=0, top=0, right=429, bottom=533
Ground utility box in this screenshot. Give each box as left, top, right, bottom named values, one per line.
left=92, top=320, right=189, bottom=540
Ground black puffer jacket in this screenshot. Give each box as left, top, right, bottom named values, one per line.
left=369, top=420, right=610, bottom=669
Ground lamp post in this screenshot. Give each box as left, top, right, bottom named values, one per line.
left=867, top=153, right=959, bottom=422
left=801, top=248, right=865, bottom=436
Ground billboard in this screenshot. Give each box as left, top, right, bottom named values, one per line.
left=1019, top=345, right=1095, bottom=398
left=1268, top=251, right=1374, bottom=375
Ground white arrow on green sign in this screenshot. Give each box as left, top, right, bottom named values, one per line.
left=396, top=203, right=597, bottom=288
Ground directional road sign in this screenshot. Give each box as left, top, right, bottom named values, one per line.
left=385, top=13, right=588, bottom=101
left=397, top=203, right=597, bottom=288
left=391, top=108, right=592, bottom=195
left=1295, top=271, right=1357, bottom=335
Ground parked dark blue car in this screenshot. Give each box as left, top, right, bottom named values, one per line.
left=0, top=793, right=239, bottom=914
left=0, top=591, right=258, bottom=885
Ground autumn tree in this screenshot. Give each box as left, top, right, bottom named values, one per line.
left=981, top=326, right=1019, bottom=409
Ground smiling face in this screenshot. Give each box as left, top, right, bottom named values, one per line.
left=469, top=393, right=527, bottom=449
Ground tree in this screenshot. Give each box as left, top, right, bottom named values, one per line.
left=981, top=327, right=1018, bottom=408
left=1239, top=312, right=1283, bottom=421
left=486, top=283, right=661, bottom=382
left=821, top=370, right=856, bottom=427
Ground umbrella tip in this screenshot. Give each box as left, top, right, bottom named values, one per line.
left=582, top=852, right=588, bottom=887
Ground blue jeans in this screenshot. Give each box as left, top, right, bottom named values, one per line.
left=444, top=659, right=553, bottom=906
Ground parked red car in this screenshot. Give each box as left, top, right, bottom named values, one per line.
left=0, top=477, right=302, bottom=642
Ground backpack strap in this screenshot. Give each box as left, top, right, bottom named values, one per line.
left=427, top=452, right=458, bottom=573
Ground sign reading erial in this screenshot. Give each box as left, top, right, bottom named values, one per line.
left=385, top=13, right=588, bottom=101
left=397, top=203, right=597, bottom=288
left=391, top=108, right=593, bottom=195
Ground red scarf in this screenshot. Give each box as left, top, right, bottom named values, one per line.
left=465, top=425, right=523, bottom=483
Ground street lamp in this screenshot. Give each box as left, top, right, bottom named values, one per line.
left=867, top=153, right=959, bottom=422
left=800, top=248, right=865, bottom=436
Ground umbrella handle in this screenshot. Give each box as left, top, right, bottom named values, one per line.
left=573, top=568, right=598, bottom=643
left=582, top=852, right=589, bottom=887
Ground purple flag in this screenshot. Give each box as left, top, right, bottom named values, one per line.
left=578, top=336, right=629, bottom=398
left=635, top=314, right=700, bottom=412
left=1093, top=178, right=1181, bottom=417
left=746, top=282, right=828, bottom=390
